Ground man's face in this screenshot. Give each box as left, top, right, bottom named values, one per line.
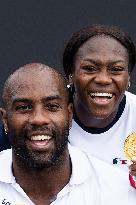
left=72, top=35, right=129, bottom=119
left=4, top=68, right=72, bottom=169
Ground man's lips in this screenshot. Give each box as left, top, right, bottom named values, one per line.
left=30, top=135, right=52, bottom=141
left=27, top=134, right=54, bottom=150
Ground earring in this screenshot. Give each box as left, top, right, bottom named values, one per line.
left=67, top=83, right=75, bottom=94
left=128, top=81, right=131, bottom=89
left=4, top=125, right=8, bottom=135
left=67, top=84, right=71, bottom=88
left=67, top=74, right=73, bottom=88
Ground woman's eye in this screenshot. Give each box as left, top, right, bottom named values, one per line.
left=82, top=65, right=97, bottom=72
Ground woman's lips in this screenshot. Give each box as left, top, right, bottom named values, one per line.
left=89, top=92, right=113, bottom=98
left=88, top=92, right=115, bottom=105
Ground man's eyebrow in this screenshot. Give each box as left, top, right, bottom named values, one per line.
left=12, top=98, right=33, bottom=104
left=43, top=95, right=62, bottom=101
left=12, top=95, right=62, bottom=105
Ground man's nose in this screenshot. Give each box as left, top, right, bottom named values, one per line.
left=94, top=69, right=112, bottom=85
left=29, top=107, right=50, bottom=126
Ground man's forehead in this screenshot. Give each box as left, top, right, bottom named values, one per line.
left=11, top=83, right=62, bottom=98
left=10, top=67, right=63, bottom=87
left=13, top=67, right=61, bottom=80
left=2, top=64, right=69, bottom=108
left=8, top=68, right=67, bottom=100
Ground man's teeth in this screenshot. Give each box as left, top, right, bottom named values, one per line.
left=89, top=93, right=113, bottom=98
left=31, top=135, right=52, bottom=141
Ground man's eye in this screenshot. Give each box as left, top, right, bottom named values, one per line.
left=15, top=105, right=32, bottom=111
left=46, top=104, right=61, bottom=111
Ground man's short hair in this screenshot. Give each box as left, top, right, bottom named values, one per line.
left=2, top=63, right=72, bottom=108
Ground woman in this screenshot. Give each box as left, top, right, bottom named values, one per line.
left=63, top=25, right=136, bottom=180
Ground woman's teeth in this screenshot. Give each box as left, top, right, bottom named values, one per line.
left=89, top=92, right=113, bottom=98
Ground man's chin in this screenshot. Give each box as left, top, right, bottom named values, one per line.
left=14, top=148, right=55, bottom=168
left=13, top=142, right=67, bottom=170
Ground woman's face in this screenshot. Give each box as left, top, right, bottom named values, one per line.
left=72, top=35, right=129, bottom=119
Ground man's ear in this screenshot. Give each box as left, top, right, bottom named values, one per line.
left=0, top=108, right=8, bottom=133
left=68, top=103, right=73, bottom=129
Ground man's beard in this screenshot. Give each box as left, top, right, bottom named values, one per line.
left=9, top=123, right=69, bottom=170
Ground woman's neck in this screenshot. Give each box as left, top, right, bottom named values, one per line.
left=73, top=95, right=126, bottom=129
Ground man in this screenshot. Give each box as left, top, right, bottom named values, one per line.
left=0, top=63, right=135, bottom=205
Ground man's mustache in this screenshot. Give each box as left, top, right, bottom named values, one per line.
left=23, top=125, right=56, bottom=138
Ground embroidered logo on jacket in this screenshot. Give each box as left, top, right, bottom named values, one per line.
left=113, top=157, right=127, bottom=164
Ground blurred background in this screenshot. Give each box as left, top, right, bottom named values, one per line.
left=0, top=0, right=136, bottom=104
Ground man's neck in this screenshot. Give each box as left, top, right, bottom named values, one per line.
left=12, top=149, right=71, bottom=205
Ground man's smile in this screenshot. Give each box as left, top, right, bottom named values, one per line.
left=27, top=134, right=54, bottom=150
left=30, top=135, right=52, bottom=141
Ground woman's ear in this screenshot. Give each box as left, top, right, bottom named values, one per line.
left=127, top=76, right=131, bottom=90
left=68, top=74, right=75, bottom=95
left=68, top=74, right=73, bottom=85
left=0, top=108, right=8, bottom=134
